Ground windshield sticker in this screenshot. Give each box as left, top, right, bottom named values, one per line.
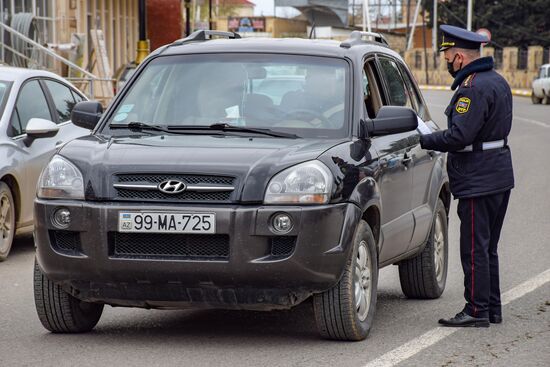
left=114, top=113, right=128, bottom=122
left=225, top=105, right=240, bottom=118
left=118, top=104, right=134, bottom=113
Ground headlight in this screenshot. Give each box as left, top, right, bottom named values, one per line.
left=264, top=161, right=333, bottom=204
left=37, top=155, right=84, bottom=200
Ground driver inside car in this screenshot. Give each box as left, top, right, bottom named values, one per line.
left=279, top=66, right=345, bottom=128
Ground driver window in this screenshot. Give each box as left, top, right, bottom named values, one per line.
left=378, top=58, right=413, bottom=109
left=8, top=80, right=52, bottom=137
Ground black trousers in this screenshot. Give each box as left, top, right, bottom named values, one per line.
left=457, top=190, right=511, bottom=318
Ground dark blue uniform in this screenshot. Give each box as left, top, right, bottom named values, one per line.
left=421, top=45, right=514, bottom=321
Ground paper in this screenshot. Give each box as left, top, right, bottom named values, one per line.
left=417, top=118, right=432, bottom=135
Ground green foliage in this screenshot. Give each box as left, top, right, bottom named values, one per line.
left=424, top=0, right=550, bottom=47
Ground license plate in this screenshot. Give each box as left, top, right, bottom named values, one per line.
left=118, top=212, right=215, bottom=233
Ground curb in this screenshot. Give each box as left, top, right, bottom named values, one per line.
left=419, top=85, right=532, bottom=97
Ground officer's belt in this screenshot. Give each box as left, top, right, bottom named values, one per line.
left=457, top=139, right=507, bottom=152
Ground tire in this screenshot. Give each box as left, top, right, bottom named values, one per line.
left=313, top=220, right=378, bottom=341
left=531, top=90, right=541, bottom=104
left=0, top=182, right=16, bottom=261
left=542, top=93, right=550, bottom=105
left=34, top=259, right=104, bottom=333
left=398, top=198, right=448, bottom=299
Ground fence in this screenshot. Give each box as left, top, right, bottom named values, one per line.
left=0, top=20, right=113, bottom=101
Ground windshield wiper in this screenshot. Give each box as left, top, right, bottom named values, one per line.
left=110, top=122, right=225, bottom=136
left=167, top=123, right=299, bottom=139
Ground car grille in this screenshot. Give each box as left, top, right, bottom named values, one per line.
left=113, top=174, right=235, bottom=202
left=270, top=236, right=296, bottom=257
left=109, top=232, right=230, bottom=260
left=49, top=230, right=81, bottom=254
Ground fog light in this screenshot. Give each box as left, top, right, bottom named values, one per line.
left=52, top=208, right=71, bottom=229
left=271, top=213, right=293, bottom=234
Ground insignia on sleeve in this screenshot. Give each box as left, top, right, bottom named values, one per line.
left=456, top=97, right=471, bottom=114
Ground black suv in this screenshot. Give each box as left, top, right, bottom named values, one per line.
left=33, top=31, right=450, bottom=341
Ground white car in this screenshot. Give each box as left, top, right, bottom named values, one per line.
left=532, top=64, right=550, bottom=104
left=0, top=67, right=90, bottom=260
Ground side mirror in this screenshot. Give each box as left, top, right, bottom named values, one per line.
left=360, top=106, right=418, bottom=138
left=71, top=101, right=103, bottom=130
left=23, top=118, right=59, bottom=147
left=25, top=118, right=59, bottom=138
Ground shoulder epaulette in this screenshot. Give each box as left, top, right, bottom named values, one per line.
left=462, top=73, right=476, bottom=88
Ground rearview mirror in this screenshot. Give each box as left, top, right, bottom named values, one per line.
left=71, top=101, right=103, bottom=130
left=360, top=106, right=418, bottom=138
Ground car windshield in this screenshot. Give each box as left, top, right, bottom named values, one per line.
left=0, top=81, right=11, bottom=116
left=105, top=54, right=350, bottom=138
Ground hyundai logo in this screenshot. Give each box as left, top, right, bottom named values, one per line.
left=158, top=180, right=187, bottom=194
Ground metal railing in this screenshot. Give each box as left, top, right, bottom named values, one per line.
left=0, top=20, right=112, bottom=99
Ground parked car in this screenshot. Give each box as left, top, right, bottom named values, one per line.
left=0, top=67, right=90, bottom=260
left=532, top=63, right=550, bottom=104
left=33, top=31, right=450, bottom=341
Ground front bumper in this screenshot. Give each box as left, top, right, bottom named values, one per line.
left=34, top=200, right=360, bottom=310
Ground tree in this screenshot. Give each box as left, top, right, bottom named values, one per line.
left=424, top=0, right=550, bottom=48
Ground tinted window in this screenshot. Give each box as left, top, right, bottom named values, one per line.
left=398, top=64, right=427, bottom=120
left=10, top=80, right=51, bottom=136
left=44, top=80, right=77, bottom=123
left=379, top=58, right=413, bottom=108
left=71, top=89, right=86, bottom=103
left=0, top=81, right=12, bottom=117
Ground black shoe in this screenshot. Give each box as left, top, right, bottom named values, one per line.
left=489, top=314, right=502, bottom=324
left=438, top=311, right=490, bottom=328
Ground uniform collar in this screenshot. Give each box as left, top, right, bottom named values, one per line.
left=451, top=56, right=494, bottom=90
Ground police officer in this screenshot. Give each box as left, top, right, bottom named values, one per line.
left=420, top=24, right=514, bottom=327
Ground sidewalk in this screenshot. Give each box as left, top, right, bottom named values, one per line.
left=419, top=85, right=531, bottom=97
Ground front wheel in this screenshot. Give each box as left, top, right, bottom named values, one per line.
left=313, top=220, right=378, bottom=341
left=398, top=198, right=448, bottom=299
left=0, top=182, right=16, bottom=261
left=34, top=259, right=104, bottom=333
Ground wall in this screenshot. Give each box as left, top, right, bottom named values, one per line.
left=405, top=46, right=546, bottom=89
left=147, top=0, right=182, bottom=50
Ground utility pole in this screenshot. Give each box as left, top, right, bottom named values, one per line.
left=432, top=0, right=438, bottom=67
left=467, top=0, right=473, bottom=30
left=407, top=0, right=422, bottom=51
left=363, top=0, right=371, bottom=33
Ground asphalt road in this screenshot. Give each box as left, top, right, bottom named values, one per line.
left=1, top=91, right=549, bottom=367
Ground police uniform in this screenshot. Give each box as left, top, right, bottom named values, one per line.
left=420, top=25, right=514, bottom=327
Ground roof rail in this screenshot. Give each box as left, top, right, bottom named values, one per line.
left=340, top=31, right=389, bottom=49
left=171, top=30, right=241, bottom=46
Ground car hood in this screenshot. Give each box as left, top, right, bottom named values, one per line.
left=59, top=134, right=347, bottom=202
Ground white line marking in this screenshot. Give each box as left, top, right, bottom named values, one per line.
left=515, top=116, right=550, bottom=129
left=363, top=268, right=550, bottom=367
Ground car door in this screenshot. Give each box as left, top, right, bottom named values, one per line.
left=367, top=56, right=416, bottom=263
left=8, top=79, right=58, bottom=227
left=397, top=63, right=440, bottom=249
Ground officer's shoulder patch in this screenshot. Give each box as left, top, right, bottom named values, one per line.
left=456, top=96, right=471, bottom=114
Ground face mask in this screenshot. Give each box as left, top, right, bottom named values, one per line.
left=447, top=54, right=462, bottom=78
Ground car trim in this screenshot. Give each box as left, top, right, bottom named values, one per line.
left=113, top=183, right=235, bottom=192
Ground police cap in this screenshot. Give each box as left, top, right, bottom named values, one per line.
left=439, top=24, right=489, bottom=52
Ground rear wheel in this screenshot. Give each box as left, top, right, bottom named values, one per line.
left=313, top=220, right=378, bottom=341
left=542, top=93, right=550, bottom=105
left=34, top=259, right=104, bottom=333
left=531, top=90, right=541, bottom=104
left=0, top=182, right=15, bottom=261
left=398, top=198, right=448, bottom=299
